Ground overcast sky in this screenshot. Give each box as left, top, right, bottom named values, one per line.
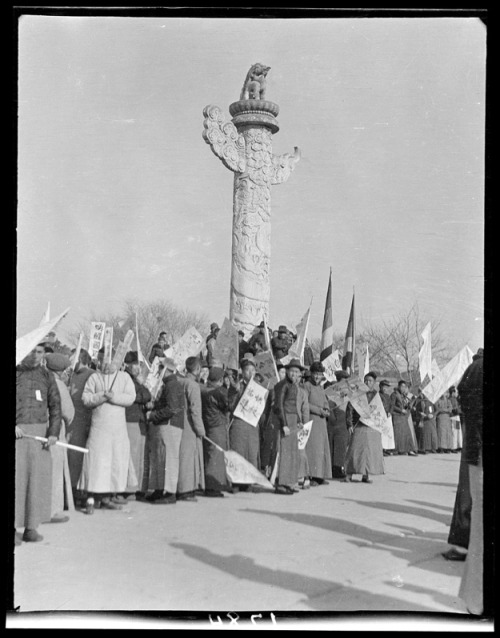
left=17, top=15, right=485, bottom=351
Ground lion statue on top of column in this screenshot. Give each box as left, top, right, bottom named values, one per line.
left=240, top=63, right=271, bottom=101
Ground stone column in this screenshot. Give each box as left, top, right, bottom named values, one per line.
left=202, top=65, right=300, bottom=337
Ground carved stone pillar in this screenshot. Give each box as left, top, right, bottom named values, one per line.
left=202, top=66, right=300, bottom=337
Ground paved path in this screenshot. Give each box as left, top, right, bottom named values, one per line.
left=13, top=452, right=469, bottom=616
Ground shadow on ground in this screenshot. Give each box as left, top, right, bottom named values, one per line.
left=170, top=542, right=455, bottom=612
left=326, top=498, right=452, bottom=526
left=389, top=480, right=457, bottom=488
left=406, top=499, right=454, bottom=512
left=241, top=509, right=455, bottom=577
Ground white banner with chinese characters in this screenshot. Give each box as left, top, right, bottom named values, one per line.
left=89, top=321, right=106, bottom=361
left=349, top=391, right=393, bottom=441
left=233, top=378, right=269, bottom=427
left=165, top=326, right=204, bottom=370
left=253, top=351, right=279, bottom=388
left=213, top=317, right=239, bottom=370
left=111, top=329, right=134, bottom=370
left=321, top=349, right=343, bottom=382
left=103, top=326, right=114, bottom=364
left=297, top=420, right=314, bottom=450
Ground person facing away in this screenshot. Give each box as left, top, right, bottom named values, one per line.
left=15, top=344, right=62, bottom=543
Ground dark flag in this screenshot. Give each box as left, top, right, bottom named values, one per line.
left=320, top=269, right=333, bottom=362
left=342, top=293, right=355, bottom=375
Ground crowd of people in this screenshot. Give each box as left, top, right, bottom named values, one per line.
left=14, top=319, right=484, bottom=614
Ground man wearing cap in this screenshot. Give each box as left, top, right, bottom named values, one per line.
left=271, top=326, right=290, bottom=361
left=272, top=358, right=310, bottom=495
left=205, top=323, right=220, bottom=368
left=303, top=361, right=332, bottom=486
left=343, top=372, right=385, bottom=484
left=146, top=357, right=185, bottom=504
left=67, top=348, right=95, bottom=503
left=228, top=353, right=262, bottom=487
left=248, top=321, right=268, bottom=355
left=177, top=356, right=206, bottom=501
left=201, top=367, right=233, bottom=497
left=123, top=352, right=152, bottom=499
left=78, top=360, right=136, bottom=513
left=45, top=353, right=75, bottom=523
left=15, top=344, right=62, bottom=543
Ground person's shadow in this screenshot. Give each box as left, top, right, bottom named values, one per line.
left=326, top=497, right=452, bottom=526
left=170, top=542, right=460, bottom=612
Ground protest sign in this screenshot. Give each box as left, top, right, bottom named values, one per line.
left=89, top=321, right=106, bottom=361
left=103, top=327, right=114, bottom=364
left=111, top=329, right=134, bottom=370
left=422, top=346, right=474, bottom=405
left=263, top=315, right=272, bottom=352
left=381, top=415, right=395, bottom=449
left=321, top=350, right=342, bottom=382
left=213, top=317, right=239, bottom=370
left=349, top=391, right=393, bottom=440
left=297, top=420, right=313, bottom=450
left=223, top=450, right=273, bottom=489
left=233, top=377, right=269, bottom=427
left=144, top=356, right=166, bottom=398
left=71, top=332, right=84, bottom=370
left=253, top=351, right=279, bottom=388
left=135, top=313, right=151, bottom=372
left=278, top=354, right=292, bottom=366
left=166, top=326, right=204, bottom=370
left=16, top=307, right=71, bottom=366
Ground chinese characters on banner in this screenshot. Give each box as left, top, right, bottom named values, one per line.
left=89, top=322, right=106, bottom=361
left=223, top=450, right=273, bottom=488
left=321, top=349, right=342, bottom=382
left=111, top=329, right=134, bottom=370
left=324, top=377, right=369, bottom=412
left=233, top=378, right=269, bottom=427
left=297, top=420, right=313, bottom=450
left=253, top=351, right=279, bottom=388
left=103, top=326, right=114, bottom=364
left=349, top=391, right=394, bottom=441
left=165, top=326, right=204, bottom=371
left=288, top=305, right=311, bottom=364
left=213, top=317, right=239, bottom=370
left=144, top=356, right=166, bottom=399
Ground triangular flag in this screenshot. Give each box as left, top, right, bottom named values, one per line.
left=419, top=322, right=433, bottom=382
left=16, top=307, right=71, bottom=365
left=289, top=303, right=311, bottom=365
left=38, top=302, right=50, bottom=327
left=263, top=315, right=272, bottom=353
left=342, top=293, right=355, bottom=375
left=135, top=313, right=151, bottom=372
left=422, top=346, right=474, bottom=405
left=363, top=343, right=370, bottom=377
left=320, top=269, right=333, bottom=361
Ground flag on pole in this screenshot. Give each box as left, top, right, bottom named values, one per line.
left=289, top=302, right=311, bottom=365
left=263, top=315, right=272, bottom=353
left=71, top=332, right=84, bottom=370
left=320, top=269, right=333, bottom=361
left=419, top=322, right=433, bottom=383
left=431, top=358, right=440, bottom=378
left=204, top=437, right=273, bottom=489
left=422, top=346, right=474, bottom=405
left=135, top=313, right=151, bottom=371
left=103, top=327, right=114, bottom=364
left=38, top=302, right=50, bottom=327
left=356, top=346, right=364, bottom=380
left=16, top=307, right=71, bottom=365
left=342, top=293, right=355, bottom=375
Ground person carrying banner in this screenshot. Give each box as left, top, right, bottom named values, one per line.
left=67, top=348, right=94, bottom=505
left=343, top=372, right=385, bottom=484
left=200, top=367, right=232, bottom=497
left=123, top=352, right=152, bottom=499
left=378, top=379, right=395, bottom=456
left=177, top=356, right=206, bottom=501
left=302, top=361, right=332, bottom=486
left=78, top=362, right=136, bottom=514
left=390, top=381, right=418, bottom=456
left=15, top=345, right=62, bottom=544
left=228, top=353, right=261, bottom=491
left=44, top=353, right=75, bottom=523
left=272, top=358, right=310, bottom=495
left=146, top=357, right=185, bottom=504
left=435, top=391, right=454, bottom=453
left=414, top=387, right=438, bottom=454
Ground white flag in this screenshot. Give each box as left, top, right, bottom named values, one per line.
left=135, top=313, right=151, bottom=372
left=165, top=326, right=204, bottom=371
left=419, top=322, right=433, bottom=382
left=431, top=358, right=440, bottom=378
left=322, top=350, right=343, bottom=382
left=289, top=305, right=311, bottom=365
left=262, top=315, right=272, bottom=353
left=38, top=302, right=50, bottom=327
left=89, top=322, right=106, bottom=361
left=363, top=343, right=370, bottom=377
left=16, top=307, right=71, bottom=365
left=297, top=420, right=314, bottom=450
left=422, top=346, right=474, bottom=405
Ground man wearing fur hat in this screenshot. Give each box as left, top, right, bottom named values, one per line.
left=44, top=353, right=75, bottom=523
left=15, top=344, right=62, bottom=543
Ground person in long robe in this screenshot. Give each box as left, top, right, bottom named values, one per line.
left=67, top=349, right=94, bottom=504
left=15, top=344, right=62, bottom=543
left=78, top=362, right=136, bottom=513
left=123, top=352, right=152, bottom=499
left=228, top=354, right=261, bottom=491
left=272, top=358, right=310, bottom=495
left=302, top=361, right=332, bottom=486
left=45, top=353, right=75, bottom=522
left=435, top=392, right=454, bottom=453
left=457, top=348, right=483, bottom=615
left=176, top=356, right=206, bottom=501
left=390, top=380, right=418, bottom=456
left=343, top=372, right=385, bottom=483
left=413, top=388, right=438, bottom=454
left=146, top=357, right=185, bottom=504
left=200, top=367, right=232, bottom=497
left=378, top=379, right=395, bottom=455
left=449, top=386, right=463, bottom=452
